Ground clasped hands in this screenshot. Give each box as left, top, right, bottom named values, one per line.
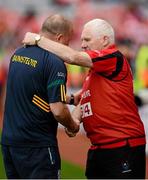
left=65, top=104, right=82, bottom=137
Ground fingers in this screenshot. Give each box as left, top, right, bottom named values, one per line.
left=22, top=32, right=31, bottom=45
left=65, top=128, right=77, bottom=137
left=22, top=32, right=38, bottom=45
left=72, top=105, right=82, bottom=122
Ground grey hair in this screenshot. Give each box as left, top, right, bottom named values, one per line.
left=84, top=19, right=115, bottom=44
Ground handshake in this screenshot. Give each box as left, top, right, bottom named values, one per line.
left=65, top=104, right=82, bottom=137
left=65, top=127, right=78, bottom=137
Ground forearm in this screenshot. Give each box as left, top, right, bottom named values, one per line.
left=72, top=104, right=82, bottom=122
left=23, top=32, right=93, bottom=67
left=56, top=106, right=79, bottom=133
left=38, top=36, right=77, bottom=65
left=39, top=36, right=92, bottom=67
left=50, top=102, right=79, bottom=133
left=64, top=104, right=82, bottom=137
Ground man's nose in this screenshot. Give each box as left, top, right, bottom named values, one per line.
left=81, top=42, right=87, bottom=50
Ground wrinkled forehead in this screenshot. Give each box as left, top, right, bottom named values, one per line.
left=81, top=25, right=98, bottom=40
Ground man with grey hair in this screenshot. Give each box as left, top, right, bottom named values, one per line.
left=23, top=18, right=146, bottom=179
left=1, top=14, right=80, bottom=179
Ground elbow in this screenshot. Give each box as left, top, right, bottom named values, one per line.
left=51, top=108, right=63, bottom=118
left=53, top=114, right=62, bottom=121
left=52, top=109, right=64, bottom=121
left=53, top=107, right=65, bottom=119
left=50, top=102, right=64, bottom=119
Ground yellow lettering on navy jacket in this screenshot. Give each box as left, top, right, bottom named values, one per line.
left=12, top=55, right=37, bottom=68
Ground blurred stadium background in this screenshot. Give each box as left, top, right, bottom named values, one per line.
left=0, top=0, right=148, bottom=178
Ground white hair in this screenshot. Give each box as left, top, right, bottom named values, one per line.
left=84, top=19, right=115, bottom=44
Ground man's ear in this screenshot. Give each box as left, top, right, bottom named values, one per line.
left=56, top=33, right=63, bottom=43
left=103, top=36, right=110, bottom=47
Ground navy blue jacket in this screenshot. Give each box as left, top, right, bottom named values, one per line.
left=1, top=45, right=67, bottom=147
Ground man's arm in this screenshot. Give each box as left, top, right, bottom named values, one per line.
left=23, top=32, right=93, bottom=68
left=65, top=103, right=82, bottom=137
left=71, top=104, right=82, bottom=121
left=50, top=102, right=79, bottom=134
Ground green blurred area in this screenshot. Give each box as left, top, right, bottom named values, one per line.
left=134, top=45, right=148, bottom=93
left=61, top=160, right=85, bottom=179
left=0, top=132, right=85, bottom=179
left=0, top=145, right=6, bottom=179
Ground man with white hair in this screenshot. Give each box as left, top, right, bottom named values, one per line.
left=23, top=18, right=146, bottom=179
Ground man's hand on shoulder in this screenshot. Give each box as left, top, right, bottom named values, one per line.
left=22, top=32, right=39, bottom=46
